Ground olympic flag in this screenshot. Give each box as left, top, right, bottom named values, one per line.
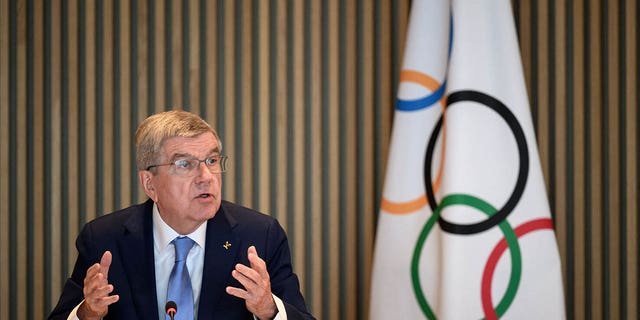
left=369, top=0, right=566, bottom=319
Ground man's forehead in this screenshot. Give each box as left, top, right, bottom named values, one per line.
left=160, top=133, right=220, bottom=156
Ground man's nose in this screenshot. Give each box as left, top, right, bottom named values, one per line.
left=194, top=161, right=215, bottom=178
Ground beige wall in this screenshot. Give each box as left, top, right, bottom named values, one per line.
left=516, top=0, right=638, bottom=319
left=0, top=0, right=637, bottom=319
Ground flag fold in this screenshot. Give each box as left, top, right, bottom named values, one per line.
left=369, top=0, right=566, bottom=319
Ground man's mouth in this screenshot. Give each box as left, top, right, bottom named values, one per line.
left=196, top=193, right=213, bottom=199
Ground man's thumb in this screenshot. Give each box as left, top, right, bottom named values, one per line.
left=100, top=251, right=112, bottom=276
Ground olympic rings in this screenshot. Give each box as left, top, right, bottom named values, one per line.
left=412, top=90, right=541, bottom=319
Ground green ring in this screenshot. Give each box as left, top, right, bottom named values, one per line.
left=410, top=194, right=522, bottom=319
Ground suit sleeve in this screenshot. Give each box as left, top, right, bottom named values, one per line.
left=47, top=223, right=98, bottom=320
left=264, top=219, right=316, bottom=320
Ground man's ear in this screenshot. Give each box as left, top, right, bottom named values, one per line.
left=139, top=170, right=158, bottom=202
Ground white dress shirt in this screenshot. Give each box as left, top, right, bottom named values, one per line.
left=67, top=203, right=287, bottom=320
left=152, top=203, right=207, bottom=319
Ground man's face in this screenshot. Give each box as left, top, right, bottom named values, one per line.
left=140, top=132, right=222, bottom=234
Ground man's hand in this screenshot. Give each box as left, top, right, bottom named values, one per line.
left=77, top=251, right=120, bottom=320
left=226, top=246, right=278, bottom=320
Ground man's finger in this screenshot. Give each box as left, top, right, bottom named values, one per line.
left=84, top=263, right=101, bottom=281
left=235, top=263, right=261, bottom=281
left=247, top=246, right=269, bottom=280
left=88, top=294, right=120, bottom=312
left=98, top=294, right=120, bottom=306
left=99, top=251, right=112, bottom=277
left=226, top=286, right=249, bottom=300
left=83, top=264, right=107, bottom=294
left=232, top=269, right=258, bottom=292
left=93, top=284, right=115, bottom=297
left=247, top=245, right=258, bottom=256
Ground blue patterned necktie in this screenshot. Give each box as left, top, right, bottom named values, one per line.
left=167, top=236, right=195, bottom=320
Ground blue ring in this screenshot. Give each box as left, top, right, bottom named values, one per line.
left=396, top=80, right=447, bottom=111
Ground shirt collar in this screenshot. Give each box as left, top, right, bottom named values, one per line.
left=152, top=202, right=207, bottom=251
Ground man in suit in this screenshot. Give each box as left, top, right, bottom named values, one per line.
left=48, top=110, right=314, bottom=320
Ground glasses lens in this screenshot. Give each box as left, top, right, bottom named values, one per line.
left=205, top=156, right=227, bottom=173
left=172, top=156, right=228, bottom=176
left=172, top=159, right=195, bottom=175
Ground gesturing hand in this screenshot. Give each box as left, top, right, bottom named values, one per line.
left=77, top=251, right=120, bottom=320
left=226, top=246, right=278, bottom=320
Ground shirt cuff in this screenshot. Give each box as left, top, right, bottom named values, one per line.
left=67, top=300, right=83, bottom=320
left=253, top=294, right=287, bottom=320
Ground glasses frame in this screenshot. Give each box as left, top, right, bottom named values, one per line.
left=146, top=155, right=229, bottom=176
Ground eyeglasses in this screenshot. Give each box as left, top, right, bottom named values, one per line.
left=146, top=155, right=228, bottom=176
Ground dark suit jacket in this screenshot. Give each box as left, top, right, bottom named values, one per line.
left=48, top=199, right=315, bottom=320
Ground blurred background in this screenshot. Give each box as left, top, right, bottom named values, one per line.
left=0, top=0, right=638, bottom=319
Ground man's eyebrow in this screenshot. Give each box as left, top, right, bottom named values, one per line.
left=169, top=148, right=220, bottom=161
left=207, top=147, right=221, bottom=155
left=169, top=152, right=194, bottom=161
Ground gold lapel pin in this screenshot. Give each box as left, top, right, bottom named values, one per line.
left=223, top=241, right=232, bottom=250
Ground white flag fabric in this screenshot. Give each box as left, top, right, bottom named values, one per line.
left=369, top=0, right=566, bottom=319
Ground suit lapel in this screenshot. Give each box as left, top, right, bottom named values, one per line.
left=197, top=204, right=241, bottom=319
left=118, top=200, right=159, bottom=319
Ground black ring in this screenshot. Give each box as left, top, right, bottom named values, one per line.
left=423, top=90, right=529, bottom=235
